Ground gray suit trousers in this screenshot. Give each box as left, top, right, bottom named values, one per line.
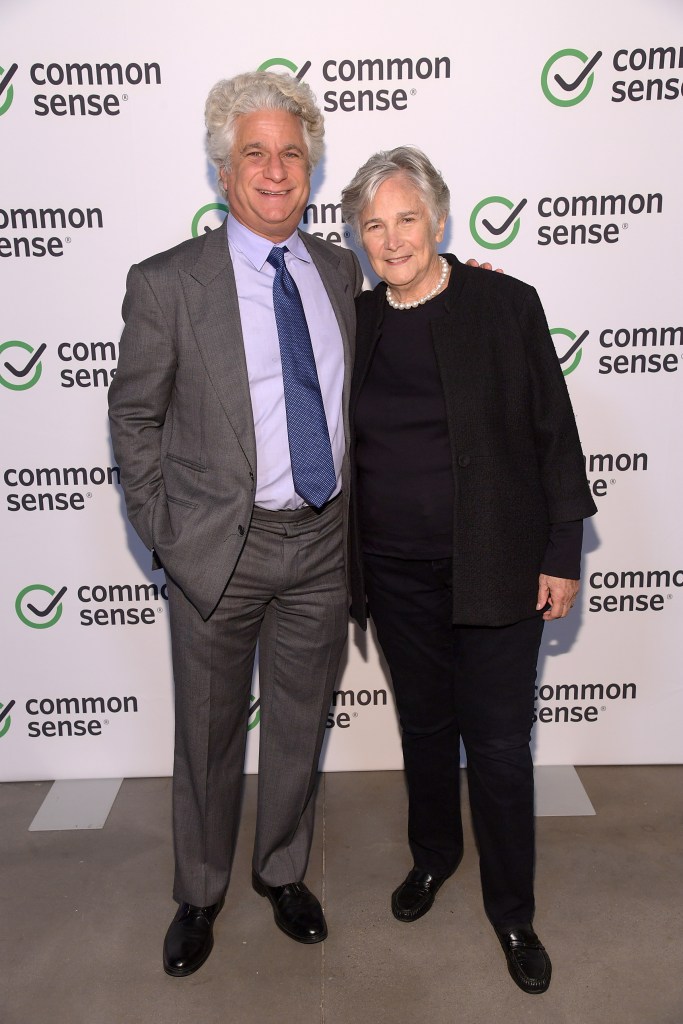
left=166, top=496, right=347, bottom=907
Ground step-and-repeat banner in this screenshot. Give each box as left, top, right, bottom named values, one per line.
left=2, top=0, right=682, bottom=779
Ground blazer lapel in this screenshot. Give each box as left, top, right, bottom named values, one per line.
left=300, top=231, right=357, bottom=449
left=180, top=225, right=256, bottom=469
left=300, top=231, right=353, bottom=346
left=350, top=286, right=385, bottom=419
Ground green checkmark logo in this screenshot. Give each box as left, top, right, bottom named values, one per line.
left=248, top=694, right=261, bottom=731
left=191, top=202, right=229, bottom=238
left=0, top=340, right=45, bottom=390
left=15, top=584, right=67, bottom=629
left=0, top=63, right=18, bottom=117
left=541, top=49, right=602, bottom=107
left=257, top=58, right=311, bottom=81
left=0, top=700, right=15, bottom=738
left=550, top=328, right=588, bottom=376
left=469, top=196, right=527, bottom=250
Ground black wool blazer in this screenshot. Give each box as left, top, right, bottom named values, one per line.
left=349, top=254, right=597, bottom=629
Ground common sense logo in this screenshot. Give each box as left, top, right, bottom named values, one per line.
left=24, top=694, right=139, bottom=739
left=541, top=49, right=602, bottom=106
left=14, top=581, right=168, bottom=627
left=258, top=54, right=451, bottom=113
left=4, top=465, right=120, bottom=513
left=0, top=340, right=46, bottom=390
left=469, top=191, right=663, bottom=249
left=588, top=568, right=682, bottom=613
left=15, top=584, right=67, bottom=629
left=533, top=681, right=637, bottom=724
left=550, top=328, right=588, bottom=376
left=3, top=60, right=162, bottom=117
left=542, top=45, right=683, bottom=106
left=598, top=323, right=682, bottom=375
left=0, top=205, right=104, bottom=259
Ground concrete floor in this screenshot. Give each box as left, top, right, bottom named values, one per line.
left=2, top=766, right=682, bottom=1024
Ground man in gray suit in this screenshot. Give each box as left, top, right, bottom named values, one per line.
left=108, top=71, right=363, bottom=977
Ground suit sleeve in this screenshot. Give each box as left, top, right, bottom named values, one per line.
left=108, top=264, right=177, bottom=551
left=520, top=287, right=597, bottom=524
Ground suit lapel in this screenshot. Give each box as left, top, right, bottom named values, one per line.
left=300, top=231, right=356, bottom=448
left=180, top=225, right=256, bottom=468
left=299, top=231, right=353, bottom=344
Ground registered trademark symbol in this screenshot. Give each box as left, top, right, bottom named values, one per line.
left=622, top=222, right=628, bottom=229
left=601, top=706, right=606, bottom=712
left=344, top=231, right=350, bottom=238
left=157, top=606, right=162, bottom=612
left=610, top=479, right=616, bottom=485
left=65, top=237, right=71, bottom=244
left=86, top=492, right=92, bottom=499
left=667, top=593, right=673, bottom=600
left=353, top=712, right=358, bottom=718
left=104, top=719, right=109, bottom=726
left=122, top=94, right=128, bottom=101
left=410, top=89, right=417, bottom=96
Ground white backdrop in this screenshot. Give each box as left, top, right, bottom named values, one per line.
left=2, top=0, right=682, bottom=780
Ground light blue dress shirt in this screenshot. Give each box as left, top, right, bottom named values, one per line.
left=227, top=214, right=345, bottom=510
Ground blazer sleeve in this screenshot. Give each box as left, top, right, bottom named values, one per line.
left=108, top=263, right=177, bottom=551
left=519, top=287, right=597, bottom=524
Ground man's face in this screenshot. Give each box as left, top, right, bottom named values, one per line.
left=220, top=109, right=311, bottom=243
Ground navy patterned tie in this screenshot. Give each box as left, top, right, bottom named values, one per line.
left=266, top=245, right=336, bottom=509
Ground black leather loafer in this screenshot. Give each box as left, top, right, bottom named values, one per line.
left=163, top=898, right=224, bottom=977
left=495, top=924, right=552, bottom=994
left=252, top=872, right=327, bottom=943
left=391, top=868, right=450, bottom=922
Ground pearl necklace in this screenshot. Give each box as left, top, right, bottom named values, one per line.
left=385, top=256, right=449, bottom=310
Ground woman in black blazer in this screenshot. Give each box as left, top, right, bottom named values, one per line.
left=341, top=147, right=597, bottom=995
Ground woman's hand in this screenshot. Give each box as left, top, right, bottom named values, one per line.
left=466, top=259, right=504, bottom=273
left=536, top=575, right=579, bottom=620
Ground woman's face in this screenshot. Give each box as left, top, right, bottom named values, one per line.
left=360, top=174, right=445, bottom=302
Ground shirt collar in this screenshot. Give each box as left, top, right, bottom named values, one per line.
left=226, top=213, right=311, bottom=271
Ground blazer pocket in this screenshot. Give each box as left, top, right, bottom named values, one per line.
left=166, top=494, right=199, bottom=510
left=164, top=452, right=207, bottom=472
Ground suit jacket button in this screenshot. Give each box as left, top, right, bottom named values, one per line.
left=458, top=455, right=471, bottom=467
left=238, top=525, right=245, bottom=536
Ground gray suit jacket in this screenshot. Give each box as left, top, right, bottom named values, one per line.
left=109, top=223, right=363, bottom=620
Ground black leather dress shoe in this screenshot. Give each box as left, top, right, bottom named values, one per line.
left=252, top=872, right=327, bottom=943
left=163, top=898, right=224, bottom=977
left=495, top=924, right=552, bottom=994
left=391, top=868, right=450, bottom=922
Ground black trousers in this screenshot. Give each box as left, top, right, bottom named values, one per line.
left=363, top=553, right=544, bottom=929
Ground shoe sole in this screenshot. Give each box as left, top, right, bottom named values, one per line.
left=252, top=875, right=328, bottom=944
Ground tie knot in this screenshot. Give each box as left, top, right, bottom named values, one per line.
left=267, top=245, right=288, bottom=270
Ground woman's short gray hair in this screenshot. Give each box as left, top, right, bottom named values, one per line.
left=205, top=71, right=325, bottom=194
left=341, top=146, right=450, bottom=239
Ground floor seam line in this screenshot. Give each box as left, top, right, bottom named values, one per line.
left=321, top=771, right=326, bottom=1024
